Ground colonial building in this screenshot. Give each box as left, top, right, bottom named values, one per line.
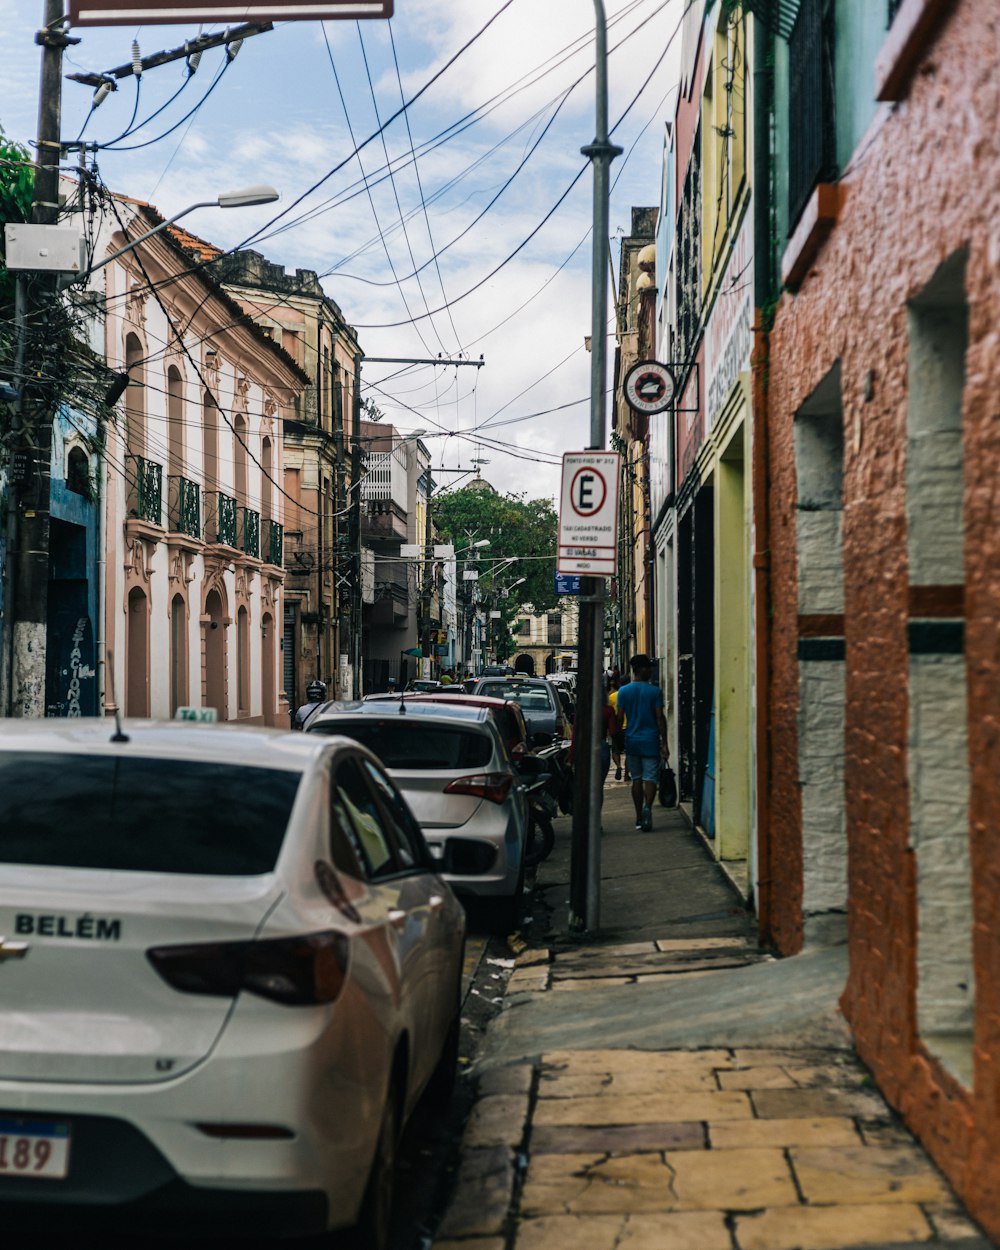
left=511, top=599, right=579, bottom=677
left=97, top=197, right=307, bottom=724
left=651, top=0, right=755, bottom=889
left=213, top=249, right=361, bottom=708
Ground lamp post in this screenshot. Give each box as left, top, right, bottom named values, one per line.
left=570, top=0, right=623, bottom=932
left=85, top=185, right=279, bottom=276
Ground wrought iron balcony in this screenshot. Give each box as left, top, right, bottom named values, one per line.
left=167, top=475, right=201, bottom=539
left=214, top=491, right=237, bottom=547
left=267, top=520, right=284, bottom=567
left=240, top=507, right=260, bottom=559
left=128, top=455, right=163, bottom=525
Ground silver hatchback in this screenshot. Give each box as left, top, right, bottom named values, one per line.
left=307, top=702, right=528, bottom=931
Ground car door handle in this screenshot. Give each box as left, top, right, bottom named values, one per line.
left=387, top=908, right=407, bottom=930
left=429, top=895, right=445, bottom=913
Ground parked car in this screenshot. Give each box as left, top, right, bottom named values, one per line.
left=0, top=720, right=464, bottom=1247
left=307, top=701, right=528, bottom=932
left=366, top=691, right=530, bottom=761
left=480, top=664, right=514, bottom=677
left=473, top=675, right=568, bottom=745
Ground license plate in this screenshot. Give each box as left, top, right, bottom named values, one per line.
left=0, top=1118, right=71, bottom=1180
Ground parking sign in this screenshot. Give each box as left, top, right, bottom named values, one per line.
left=557, top=451, right=620, bottom=577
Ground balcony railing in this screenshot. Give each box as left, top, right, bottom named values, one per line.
left=207, top=490, right=238, bottom=547
left=167, top=475, right=201, bottom=539
left=267, top=520, right=283, bottom=567
left=128, top=455, right=162, bottom=525
left=360, top=447, right=408, bottom=512
left=240, top=507, right=260, bottom=559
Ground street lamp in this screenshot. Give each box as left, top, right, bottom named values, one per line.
left=87, top=184, right=280, bottom=276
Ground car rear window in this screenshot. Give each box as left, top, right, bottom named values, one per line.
left=310, top=719, right=492, bottom=769
left=478, top=683, right=553, bottom=712
left=0, top=752, right=301, bottom=876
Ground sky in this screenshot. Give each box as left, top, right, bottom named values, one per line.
left=1, top=0, right=684, bottom=504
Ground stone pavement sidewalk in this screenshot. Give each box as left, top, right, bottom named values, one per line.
left=432, top=786, right=993, bottom=1250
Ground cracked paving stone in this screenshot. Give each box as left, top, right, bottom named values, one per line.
left=515, top=948, right=550, bottom=968
left=709, top=1116, right=861, bottom=1149
left=551, top=976, right=633, bottom=991
left=478, top=1064, right=534, bottom=1097
left=514, top=1210, right=732, bottom=1250
left=752, top=1085, right=890, bottom=1121
left=718, top=1066, right=800, bottom=1091
left=533, top=1089, right=752, bottom=1127
left=734, top=1201, right=935, bottom=1250
left=507, top=967, right=550, bottom=993
left=530, top=1121, right=706, bottom=1154
left=925, top=1202, right=992, bottom=1240
left=435, top=1145, right=515, bottom=1239
left=538, top=1069, right=718, bottom=1097
left=542, top=1048, right=737, bottom=1074
left=520, top=1147, right=797, bottom=1216
left=790, top=1145, right=952, bottom=1205
left=462, top=1093, right=530, bottom=1150
left=654, top=936, right=752, bottom=952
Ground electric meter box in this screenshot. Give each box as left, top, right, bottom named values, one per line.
left=4, top=223, right=87, bottom=275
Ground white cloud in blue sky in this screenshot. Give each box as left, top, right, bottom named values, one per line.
left=2, top=0, right=684, bottom=499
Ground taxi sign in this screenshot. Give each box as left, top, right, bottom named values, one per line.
left=175, top=706, right=218, bottom=723
left=557, top=451, right=620, bottom=577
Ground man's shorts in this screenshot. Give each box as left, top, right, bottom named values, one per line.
left=625, top=753, right=660, bottom=783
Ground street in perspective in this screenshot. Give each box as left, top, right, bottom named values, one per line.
left=0, top=0, right=998, bottom=1248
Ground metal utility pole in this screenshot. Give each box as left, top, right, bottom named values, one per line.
left=8, top=1, right=73, bottom=717
left=569, top=0, right=622, bottom=933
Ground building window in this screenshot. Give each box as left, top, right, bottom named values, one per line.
left=518, top=618, right=531, bottom=636
left=237, top=606, right=250, bottom=714
left=66, top=446, right=90, bottom=496
left=676, top=123, right=702, bottom=364
left=547, top=614, right=563, bottom=646
left=787, top=0, right=836, bottom=232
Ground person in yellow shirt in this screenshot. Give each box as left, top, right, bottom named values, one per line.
left=608, top=682, right=629, bottom=781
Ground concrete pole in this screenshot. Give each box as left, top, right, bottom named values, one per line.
left=9, top=0, right=68, bottom=717
left=570, top=0, right=623, bottom=932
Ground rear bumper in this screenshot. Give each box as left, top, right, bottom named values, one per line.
left=0, top=1113, right=328, bottom=1237
left=425, top=804, right=525, bottom=898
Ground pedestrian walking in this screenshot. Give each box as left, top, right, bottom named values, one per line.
left=608, top=680, right=628, bottom=781
left=614, top=654, right=669, bottom=831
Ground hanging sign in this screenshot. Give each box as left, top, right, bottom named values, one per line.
left=623, top=359, right=675, bottom=414
left=69, top=1, right=392, bottom=25
left=557, top=451, right=620, bottom=578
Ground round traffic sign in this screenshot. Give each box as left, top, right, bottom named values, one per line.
left=569, top=466, right=607, bottom=517
left=623, top=359, right=676, bottom=414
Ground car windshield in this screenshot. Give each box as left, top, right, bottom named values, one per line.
left=0, top=752, right=301, bottom=876
left=478, top=683, right=552, bottom=712
left=311, top=719, right=492, bottom=770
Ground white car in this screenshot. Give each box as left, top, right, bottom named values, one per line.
left=0, top=720, right=465, bottom=1246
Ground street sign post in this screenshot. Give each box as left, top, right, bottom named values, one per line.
left=69, top=1, right=392, bottom=24
left=555, top=572, right=581, bottom=595
left=557, top=451, right=620, bottom=577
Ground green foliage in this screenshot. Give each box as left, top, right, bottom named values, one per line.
left=434, top=486, right=559, bottom=648
left=0, top=127, right=34, bottom=312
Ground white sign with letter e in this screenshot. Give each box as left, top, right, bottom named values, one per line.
left=557, top=451, right=620, bottom=577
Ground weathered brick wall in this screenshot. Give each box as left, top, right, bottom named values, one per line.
left=764, top=0, right=1000, bottom=1235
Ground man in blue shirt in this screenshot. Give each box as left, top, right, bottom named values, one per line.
left=615, top=654, right=669, bottom=831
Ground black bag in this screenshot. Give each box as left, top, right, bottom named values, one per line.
left=658, top=763, right=677, bottom=808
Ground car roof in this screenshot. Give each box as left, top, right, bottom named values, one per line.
left=477, top=675, right=548, bottom=686
left=404, top=693, right=522, bottom=712
left=0, top=718, right=336, bottom=772
left=310, top=701, right=491, bottom=726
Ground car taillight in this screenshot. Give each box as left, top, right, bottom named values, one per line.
left=147, top=931, right=350, bottom=1006
left=444, top=773, right=512, bottom=803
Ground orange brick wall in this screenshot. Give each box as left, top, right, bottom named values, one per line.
left=762, top=0, right=1000, bottom=1235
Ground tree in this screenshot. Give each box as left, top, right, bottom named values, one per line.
left=433, top=485, right=559, bottom=658
left=0, top=127, right=34, bottom=315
